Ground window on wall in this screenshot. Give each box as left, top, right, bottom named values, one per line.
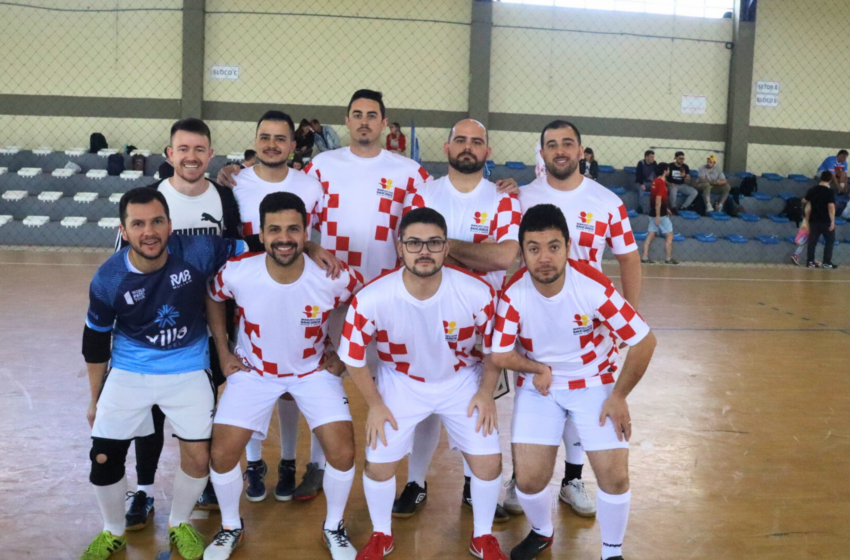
left=500, top=0, right=735, bottom=19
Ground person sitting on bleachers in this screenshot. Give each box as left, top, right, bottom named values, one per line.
left=311, top=119, right=342, bottom=153
left=157, top=146, right=173, bottom=180
left=630, top=149, right=659, bottom=213
left=817, top=149, right=848, bottom=194
left=579, top=147, right=599, bottom=180
left=666, top=151, right=698, bottom=215
left=696, top=155, right=730, bottom=213
left=242, top=149, right=257, bottom=168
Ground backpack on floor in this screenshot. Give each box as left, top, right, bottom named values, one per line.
left=739, top=175, right=758, bottom=196
left=107, top=153, right=125, bottom=176
left=780, top=197, right=803, bottom=227
left=89, top=132, right=108, bottom=154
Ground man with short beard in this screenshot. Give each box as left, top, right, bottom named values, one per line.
left=517, top=120, right=642, bottom=520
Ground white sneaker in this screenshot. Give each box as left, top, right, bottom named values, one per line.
left=322, top=520, right=357, bottom=560
left=204, top=524, right=243, bottom=560
left=559, top=479, right=596, bottom=517
left=503, top=477, right=524, bottom=515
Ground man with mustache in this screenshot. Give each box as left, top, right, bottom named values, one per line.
left=203, top=192, right=363, bottom=560
left=516, top=120, right=642, bottom=520
left=398, top=118, right=520, bottom=520
left=81, top=188, right=246, bottom=560
left=339, top=207, right=508, bottom=560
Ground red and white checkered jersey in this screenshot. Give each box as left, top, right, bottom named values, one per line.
left=305, top=148, right=431, bottom=282
left=232, top=166, right=324, bottom=237
left=518, top=176, right=637, bottom=270
left=402, top=176, right=521, bottom=292
left=492, top=260, right=649, bottom=389
left=208, top=253, right=363, bottom=378
left=339, top=266, right=497, bottom=383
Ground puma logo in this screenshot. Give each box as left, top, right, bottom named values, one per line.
left=201, top=213, right=224, bottom=231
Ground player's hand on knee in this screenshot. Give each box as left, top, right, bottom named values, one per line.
left=495, top=178, right=519, bottom=194
left=468, top=390, right=497, bottom=436
left=600, top=395, right=631, bottom=442
left=533, top=365, right=552, bottom=396
left=217, top=164, right=242, bottom=188
left=318, top=351, right=346, bottom=376
left=221, top=351, right=251, bottom=377
left=366, top=403, right=397, bottom=449
left=87, top=400, right=97, bottom=428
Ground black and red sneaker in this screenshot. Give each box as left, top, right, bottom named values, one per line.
left=510, top=529, right=553, bottom=560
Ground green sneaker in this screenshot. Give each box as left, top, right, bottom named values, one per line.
left=168, top=523, right=205, bottom=560
left=80, top=531, right=126, bottom=560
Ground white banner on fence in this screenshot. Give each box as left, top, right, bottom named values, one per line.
left=211, top=66, right=240, bottom=80
left=755, top=81, right=780, bottom=107
left=681, top=95, right=706, bottom=115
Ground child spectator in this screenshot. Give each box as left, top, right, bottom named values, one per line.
left=642, top=162, right=678, bottom=265
left=790, top=218, right=814, bottom=266
left=386, top=122, right=406, bottom=154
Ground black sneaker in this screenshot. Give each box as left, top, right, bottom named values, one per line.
left=462, top=476, right=510, bottom=523
left=392, top=481, right=427, bottom=518
left=275, top=459, right=296, bottom=502
left=510, top=529, right=554, bottom=560
left=125, top=491, right=154, bottom=531
left=823, top=262, right=838, bottom=269
left=196, top=479, right=219, bottom=511
left=244, top=460, right=268, bottom=502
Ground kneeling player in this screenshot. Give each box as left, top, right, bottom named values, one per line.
left=340, top=208, right=508, bottom=560
left=492, top=204, right=656, bottom=560
left=203, top=192, right=363, bottom=560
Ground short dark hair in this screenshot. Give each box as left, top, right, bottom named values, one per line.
left=540, top=120, right=581, bottom=148
left=645, top=150, right=655, bottom=157
left=391, top=122, right=401, bottom=129
left=348, top=89, right=386, bottom=119
left=519, top=204, right=570, bottom=247
left=675, top=151, right=685, bottom=158
left=244, top=149, right=256, bottom=161
left=310, top=119, right=321, bottom=126
left=399, top=207, right=447, bottom=239
left=170, top=118, right=211, bottom=145
left=820, top=170, right=834, bottom=182
left=260, top=191, right=307, bottom=229
left=256, top=110, right=295, bottom=135
left=657, top=162, right=669, bottom=175
left=119, top=187, right=170, bottom=225
left=839, top=149, right=849, bottom=156
left=584, top=147, right=593, bottom=155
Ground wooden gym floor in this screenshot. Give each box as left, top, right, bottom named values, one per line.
left=1, top=249, right=849, bottom=559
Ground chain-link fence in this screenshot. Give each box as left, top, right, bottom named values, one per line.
left=0, top=0, right=847, bottom=267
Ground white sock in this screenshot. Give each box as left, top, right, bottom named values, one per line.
left=168, top=469, right=209, bottom=527
left=516, top=487, right=554, bottom=538
left=597, top=489, right=631, bottom=559
left=408, top=414, right=441, bottom=486
left=471, top=474, right=501, bottom=538
left=210, top=465, right=243, bottom=529
left=277, top=398, right=300, bottom=461
left=462, top=456, right=472, bottom=478
left=363, top=474, right=395, bottom=535
left=563, top=418, right=584, bottom=465
left=137, top=483, right=154, bottom=496
left=245, top=437, right=263, bottom=463
left=310, top=431, right=326, bottom=468
left=94, top=476, right=127, bottom=537
left=323, top=464, right=355, bottom=530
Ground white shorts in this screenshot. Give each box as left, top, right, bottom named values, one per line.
left=511, top=383, right=628, bottom=452
left=214, top=370, right=352, bottom=438
left=92, top=368, right=215, bottom=441
left=329, top=305, right=380, bottom=375
left=367, top=369, right=502, bottom=464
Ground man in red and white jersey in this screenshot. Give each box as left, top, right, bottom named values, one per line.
left=397, top=118, right=520, bottom=520
left=339, top=208, right=508, bottom=560
left=516, top=120, right=643, bottom=517
left=492, top=204, right=656, bottom=560
left=203, top=192, right=364, bottom=560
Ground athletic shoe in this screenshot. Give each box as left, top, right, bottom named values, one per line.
left=604, top=557, right=625, bottom=560
left=244, top=460, right=268, bottom=502
left=204, top=522, right=244, bottom=560
left=392, top=481, right=427, bottom=518
left=664, top=259, right=679, bottom=265
left=125, top=490, right=154, bottom=531
left=823, top=262, right=838, bottom=269
left=470, top=533, right=509, bottom=559
left=807, top=261, right=818, bottom=268
left=80, top=530, right=126, bottom=560
left=462, top=476, right=510, bottom=523
left=196, top=480, right=219, bottom=510
left=168, top=522, right=205, bottom=560
left=322, top=520, right=358, bottom=560
left=791, top=253, right=800, bottom=266
left=640, top=258, right=654, bottom=264
left=275, top=458, right=297, bottom=501
left=509, top=530, right=553, bottom=560
left=503, top=477, right=523, bottom=515
left=559, top=479, right=596, bottom=517
left=355, top=532, right=393, bottom=559
left=294, top=461, right=324, bottom=500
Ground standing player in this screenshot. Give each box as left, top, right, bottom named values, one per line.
left=203, top=192, right=363, bottom=560
left=515, top=120, right=642, bottom=518
left=492, top=204, right=656, bottom=560
left=81, top=188, right=245, bottom=560
left=339, top=208, right=508, bottom=560
left=398, top=118, right=520, bottom=520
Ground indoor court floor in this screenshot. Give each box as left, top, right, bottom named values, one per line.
left=1, top=249, right=848, bottom=560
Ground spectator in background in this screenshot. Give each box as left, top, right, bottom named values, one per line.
left=817, top=149, right=848, bottom=194
left=631, top=150, right=659, bottom=213
left=310, top=119, right=341, bottom=153
left=294, top=118, right=314, bottom=159
left=642, top=163, right=678, bottom=265
left=790, top=217, right=811, bottom=267
left=803, top=171, right=838, bottom=269
left=579, top=147, right=598, bottom=180
left=157, top=146, right=174, bottom=180
left=696, top=155, right=730, bottom=213
left=667, top=151, right=698, bottom=215
left=386, top=122, right=406, bottom=154
left=242, top=149, right=257, bottom=168
left=289, top=155, right=304, bottom=171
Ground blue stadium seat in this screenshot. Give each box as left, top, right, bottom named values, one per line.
left=788, top=174, right=810, bottom=182
left=738, top=212, right=759, bottom=222
left=673, top=233, right=685, bottom=242
left=505, top=161, right=526, bottom=170
left=755, top=235, right=779, bottom=244
left=598, top=165, right=615, bottom=173
left=762, top=173, right=784, bottom=181
left=835, top=218, right=847, bottom=226
left=678, top=210, right=700, bottom=220
left=485, top=160, right=495, bottom=168
left=708, top=211, right=731, bottom=221
left=627, top=208, right=638, bottom=219
left=623, top=166, right=637, bottom=174
left=607, top=186, right=626, bottom=195
left=689, top=169, right=699, bottom=178
left=724, top=234, right=748, bottom=243
left=768, top=214, right=789, bottom=223
left=735, top=171, right=753, bottom=178
left=819, top=238, right=841, bottom=246
left=752, top=192, right=773, bottom=201
left=633, top=231, right=648, bottom=241
left=694, top=233, right=717, bottom=242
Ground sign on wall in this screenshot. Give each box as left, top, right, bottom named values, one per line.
left=211, top=66, right=240, bottom=80
left=755, top=81, right=779, bottom=107
left=681, top=95, right=706, bottom=115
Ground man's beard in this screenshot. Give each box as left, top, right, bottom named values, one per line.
left=257, top=155, right=288, bottom=168
left=406, top=257, right=441, bottom=278
left=449, top=152, right=485, bottom=174
left=130, top=239, right=166, bottom=261
left=545, top=158, right=579, bottom=181
left=529, top=267, right=563, bottom=285
left=266, top=241, right=301, bottom=267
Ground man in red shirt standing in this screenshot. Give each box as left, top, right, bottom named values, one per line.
left=642, top=163, right=678, bottom=265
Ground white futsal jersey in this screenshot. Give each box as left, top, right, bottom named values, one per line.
left=305, top=147, right=431, bottom=282
left=339, top=266, right=496, bottom=384
left=403, top=176, right=522, bottom=292
left=208, top=253, right=364, bottom=377
left=518, top=176, right=637, bottom=270
left=232, top=166, right=324, bottom=236
left=493, top=261, right=649, bottom=390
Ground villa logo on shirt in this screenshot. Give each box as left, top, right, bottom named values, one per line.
left=572, top=314, right=593, bottom=335
left=146, top=304, right=188, bottom=347
left=377, top=178, right=395, bottom=199
left=301, top=305, right=322, bottom=327
left=170, top=269, right=192, bottom=289
left=444, top=320, right=459, bottom=342
left=577, top=211, right=595, bottom=232
left=470, top=211, right=490, bottom=235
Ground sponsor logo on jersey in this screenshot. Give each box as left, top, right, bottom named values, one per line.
left=148, top=307, right=187, bottom=347
left=444, top=320, right=459, bottom=342
left=123, top=288, right=146, bottom=305
left=576, top=211, right=595, bottom=232
left=173, top=227, right=220, bottom=236
left=572, top=313, right=593, bottom=335
left=470, top=211, right=490, bottom=235
left=170, top=269, right=192, bottom=289
left=301, top=305, right=322, bottom=326
left=377, top=178, right=395, bottom=199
